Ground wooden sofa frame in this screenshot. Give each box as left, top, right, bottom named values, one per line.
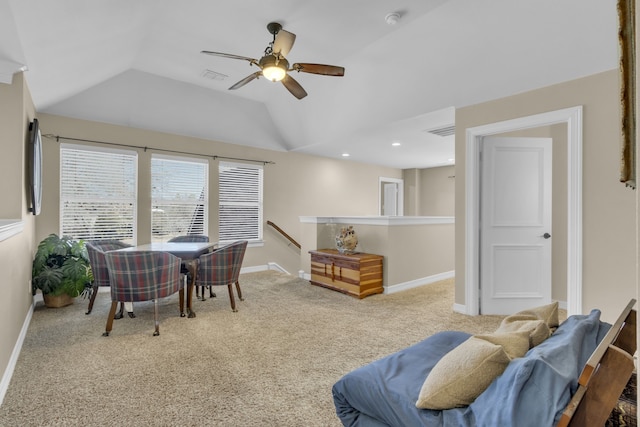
left=557, top=298, right=637, bottom=427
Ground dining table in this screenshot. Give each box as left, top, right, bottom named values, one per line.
left=116, top=241, right=217, bottom=318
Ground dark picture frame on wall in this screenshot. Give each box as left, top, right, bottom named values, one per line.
left=28, top=118, right=43, bottom=215
left=619, top=0, right=637, bottom=189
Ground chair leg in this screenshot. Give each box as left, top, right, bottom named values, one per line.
left=124, top=301, right=135, bottom=318
left=86, top=283, right=100, bottom=315
left=235, top=280, right=244, bottom=301
left=102, top=302, right=119, bottom=336
left=153, top=299, right=160, bottom=336
left=179, top=284, right=185, bottom=317
left=115, top=302, right=125, bottom=320
left=180, top=276, right=187, bottom=317
left=209, top=285, right=216, bottom=298
left=227, top=284, right=237, bottom=312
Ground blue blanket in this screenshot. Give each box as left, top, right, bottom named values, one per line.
left=332, top=310, right=609, bottom=427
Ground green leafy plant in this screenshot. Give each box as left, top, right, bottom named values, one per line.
left=32, top=234, right=93, bottom=297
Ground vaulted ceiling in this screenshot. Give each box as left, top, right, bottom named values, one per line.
left=0, top=0, right=618, bottom=168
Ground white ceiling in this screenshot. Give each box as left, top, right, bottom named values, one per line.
left=0, top=0, right=619, bottom=169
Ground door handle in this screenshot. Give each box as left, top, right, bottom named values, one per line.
left=541, top=233, right=551, bottom=239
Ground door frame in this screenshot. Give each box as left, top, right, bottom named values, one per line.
left=464, top=106, right=583, bottom=316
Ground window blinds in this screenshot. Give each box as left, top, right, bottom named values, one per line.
left=218, top=161, right=263, bottom=242
left=60, top=144, right=137, bottom=242
left=151, top=155, right=208, bottom=242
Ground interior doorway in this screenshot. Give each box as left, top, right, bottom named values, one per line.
left=379, top=177, right=404, bottom=216
left=464, top=106, right=583, bottom=316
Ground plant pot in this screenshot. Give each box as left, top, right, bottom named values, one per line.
left=42, top=293, right=74, bottom=308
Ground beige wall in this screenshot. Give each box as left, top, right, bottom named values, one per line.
left=36, top=113, right=402, bottom=276
left=417, top=166, right=455, bottom=216
left=403, top=166, right=455, bottom=216
left=402, top=169, right=420, bottom=216
left=455, top=69, right=636, bottom=323
left=305, top=218, right=454, bottom=287
left=0, top=73, right=38, bottom=389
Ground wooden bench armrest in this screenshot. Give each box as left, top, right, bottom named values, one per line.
left=557, top=298, right=637, bottom=427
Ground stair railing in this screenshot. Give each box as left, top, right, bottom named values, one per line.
left=266, top=220, right=301, bottom=249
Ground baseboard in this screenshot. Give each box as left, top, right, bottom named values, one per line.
left=240, top=263, right=290, bottom=275
left=453, top=300, right=567, bottom=316
left=299, top=270, right=311, bottom=281
left=452, top=303, right=467, bottom=314
left=384, top=271, right=455, bottom=294
left=298, top=270, right=456, bottom=294
left=0, top=300, right=34, bottom=406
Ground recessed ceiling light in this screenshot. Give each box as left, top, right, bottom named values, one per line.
left=342, top=153, right=350, bottom=157
left=391, top=141, right=401, bottom=147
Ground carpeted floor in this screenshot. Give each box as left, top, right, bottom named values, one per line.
left=0, top=271, right=505, bottom=426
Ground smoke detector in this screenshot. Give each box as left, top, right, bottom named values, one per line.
left=385, top=12, right=401, bottom=25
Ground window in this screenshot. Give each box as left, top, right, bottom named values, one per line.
left=60, top=144, right=137, bottom=243
left=151, top=154, right=208, bottom=242
left=218, top=161, right=263, bottom=243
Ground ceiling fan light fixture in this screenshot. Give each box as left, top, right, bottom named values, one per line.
left=260, top=55, right=289, bottom=82
left=202, top=23, right=343, bottom=98
left=262, top=65, right=287, bottom=82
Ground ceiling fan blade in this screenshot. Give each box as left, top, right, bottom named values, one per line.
left=229, top=72, right=261, bottom=90
left=281, top=74, right=307, bottom=99
left=292, top=63, right=345, bottom=76
left=201, top=51, right=258, bottom=65
left=273, top=29, right=296, bottom=58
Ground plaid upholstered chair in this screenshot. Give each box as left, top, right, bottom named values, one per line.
left=86, top=240, right=134, bottom=318
left=103, top=251, right=183, bottom=336
left=168, top=234, right=214, bottom=300
left=194, top=240, right=247, bottom=312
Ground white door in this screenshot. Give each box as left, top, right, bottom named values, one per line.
left=383, top=183, right=398, bottom=216
left=480, top=136, right=552, bottom=314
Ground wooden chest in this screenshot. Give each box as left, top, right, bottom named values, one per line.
left=309, top=249, right=383, bottom=298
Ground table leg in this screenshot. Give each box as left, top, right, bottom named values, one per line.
left=186, top=260, right=197, bottom=318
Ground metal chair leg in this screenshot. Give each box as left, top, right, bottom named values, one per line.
left=153, top=299, right=160, bottom=336
left=115, top=302, right=125, bottom=319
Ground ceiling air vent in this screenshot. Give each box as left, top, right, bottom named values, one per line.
left=201, top=69, right=228, bottom=81
left=424, top=124, right=455, bottom=137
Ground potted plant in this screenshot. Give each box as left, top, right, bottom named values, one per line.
left=32, top=233, right=93, bottom=308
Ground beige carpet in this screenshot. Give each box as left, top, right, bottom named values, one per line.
left=0, top=271, right=505, bottom=427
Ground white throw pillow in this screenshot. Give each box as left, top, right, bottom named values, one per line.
left=415, top=330, right=529, bottom=410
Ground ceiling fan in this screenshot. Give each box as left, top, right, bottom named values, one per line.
left=201, top=22, right=345, bottom=99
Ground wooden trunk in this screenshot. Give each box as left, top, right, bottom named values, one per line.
left=309, top=249, right=383, bottom=299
